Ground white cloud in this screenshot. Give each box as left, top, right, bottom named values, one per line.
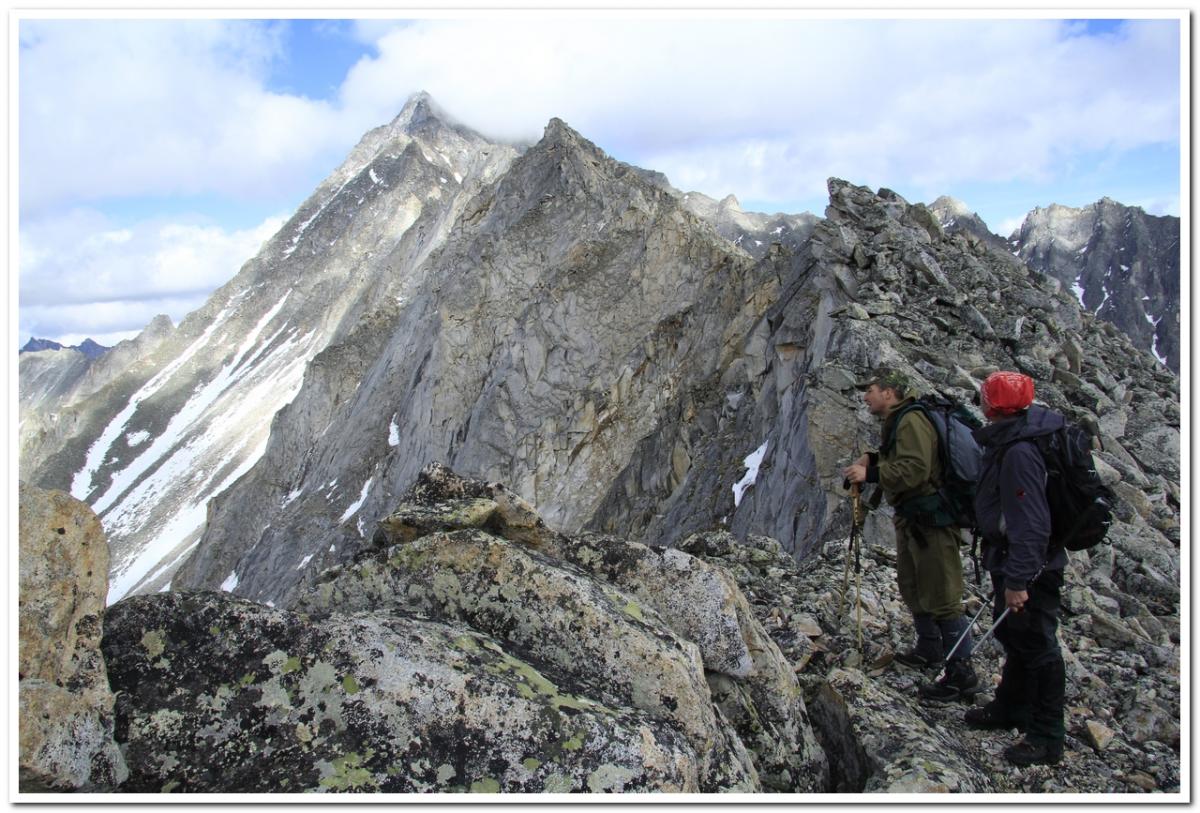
left=338, top=17, right=1179, bottom=209
left=19, top=210, right=284, bottom=343
left=19, top=20, right=356, bottom=214
left=1131, top=194, right=1181, bottom=218
left=996, top=216, right=1028, bottom=239
left=20, top=17, right=1180, bottom=217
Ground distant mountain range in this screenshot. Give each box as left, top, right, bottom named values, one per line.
left=931, top=195, right=1180, bottom=373
left=21, top=337, right=110, bottom=359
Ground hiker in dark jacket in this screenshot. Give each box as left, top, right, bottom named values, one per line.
left=843, top=367, right=978, bottom=702
left=966, top=370, right=1068, bottom=767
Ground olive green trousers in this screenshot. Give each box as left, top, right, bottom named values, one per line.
left=895, top=519, right=966, bottom=620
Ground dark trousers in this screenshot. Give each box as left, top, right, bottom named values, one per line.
left=991, top=569, right=1066, bottom=744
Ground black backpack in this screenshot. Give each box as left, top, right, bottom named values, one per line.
left=882, top=395, right=983, bottom=528
left=1019, top=424, right=1115, bottom=551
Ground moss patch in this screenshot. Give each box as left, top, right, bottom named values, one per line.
left=141, top=629, right=167, bottom=659
left=469, top=777, right=501, bottom=793
left=318, top=750, right=377, bottom=791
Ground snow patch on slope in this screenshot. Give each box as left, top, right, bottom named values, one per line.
left=72, top=303, right=236, bottom=500
left=93, top=292, right=293, bottom=515
left=340, top=477, right=374, bottom=523
left=732, top=441, right=769, bottom=507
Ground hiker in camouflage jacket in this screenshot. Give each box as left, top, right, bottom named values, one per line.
left=843, top=367, right=978, bottom=702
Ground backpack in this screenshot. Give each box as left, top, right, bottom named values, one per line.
left=881, top=395, right=983, bottom=529
left=1006, top=423, right=1115, bottom=551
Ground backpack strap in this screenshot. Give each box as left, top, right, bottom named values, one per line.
left=969, top=527, right=982, bottom=585
left=879, top=402, right=926, bottom=456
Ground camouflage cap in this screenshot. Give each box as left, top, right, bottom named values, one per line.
left=857, top=366, right=915, bottom=397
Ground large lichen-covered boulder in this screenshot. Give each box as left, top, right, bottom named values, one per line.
left=567, top=531, right=829, bottom=791
left=18, top=483, right=128, bottom=791
left=102, top=591, right=701, bottom=793
left=343, top=463, right=827, bottom=791
left=295, top=529, right=757, bottom=791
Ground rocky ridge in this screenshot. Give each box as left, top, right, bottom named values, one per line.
left=148, top=175, right=1179, bottom=793
left=18, top=96, right=1179, bottom=626
left=21, top=337, right=110, bottom=357
left=678, top=191, right=819, bottom=260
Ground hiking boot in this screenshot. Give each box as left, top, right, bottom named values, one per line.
left=1004, top=738, right=1064, bottom=766
left=896, top=614, right=943, bottom=669
left=918, top=659, right=979, bottom=703
left=894, top=649, right=944, bottom=669
left=964, top=703, right=1027, bottom=732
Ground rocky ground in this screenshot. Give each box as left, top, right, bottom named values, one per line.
left=684, top=524, right=1181, bottom=794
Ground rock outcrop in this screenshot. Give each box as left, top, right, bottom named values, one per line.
left=18, top=483, right=127, bottom=791
left=102, top=464, right=827, bottom=793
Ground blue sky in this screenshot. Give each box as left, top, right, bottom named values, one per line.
left=15, top=13, right=1184, bottom=346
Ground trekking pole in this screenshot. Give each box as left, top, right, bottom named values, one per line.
left=935, top=563, right=1047, bottom=682
left=941, top=597, right=992, bottom=665
left=964, top=607, right=1009, bottom=660
left=854, top=561, right=864, bottom=650
left=837, top=481, right=858, bottom=619
left=933, top=607, right=1009, bottom=685
left=852, top=486, right=865, bottom=650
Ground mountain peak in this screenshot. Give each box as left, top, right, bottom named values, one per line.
left=397, top=90, right=435, bottom=121
left=542, top=117, right=585, bottom=145
left=930, top=195, right=974, bottom=218
left=389, top=91, right=464, bottom=137
left=531, top=118, right=610, bottom=167
left=718, top=194, right=742, bottom=212
left=20, top=336, right=109, bottom=357
left=21, top=337, right=63, bottom=354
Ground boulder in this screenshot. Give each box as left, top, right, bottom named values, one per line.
left=97, top=464, right=844, bottom=793
left=807, top=668, right=989, bottom=793
left=294, top=528, right=755, bottom=789
left=18, top=483, right=127, bottom=791
left=103, top=592, right=700, bottom=792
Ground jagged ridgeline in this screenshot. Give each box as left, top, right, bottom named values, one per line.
left=20, top=94, right=1179, bottom=617
left=18, top=92, right=1181, bottom=795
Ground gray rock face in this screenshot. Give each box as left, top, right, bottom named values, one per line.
left=1010, top=199, right=1180, bottom=373
left=171, top=115, right=781, bottom=604
left=18, top=483, right=127, bottom=791
left=101, top=464, right=826, bottom=793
